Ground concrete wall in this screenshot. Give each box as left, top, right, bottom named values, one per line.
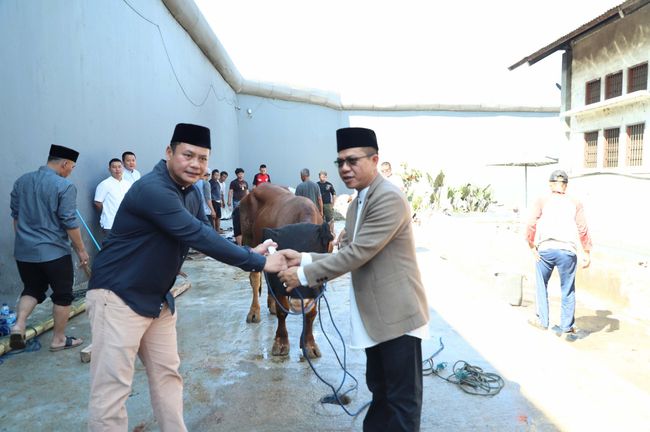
left=0, top=0, right=240, bottom=299
left=235, top=95, right=347, bottom=191
left=237, top=97, right=563, bottom=208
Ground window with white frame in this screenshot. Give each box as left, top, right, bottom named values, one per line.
left=628, top=62, right=648, bottom=93
left=626, top=123, right=644, bottom=167
left=584, top=131, right=598, bottom=168
left=605, top=71, right=622, bottom=99
left=603, top=128, right=620, bottom=168
left=585, top=79, right=601, bottom=104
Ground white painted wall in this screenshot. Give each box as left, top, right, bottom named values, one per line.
left=235, top=95, right=345, bottom=191
left=236, top=96, right=564, bottom=209
left=0, top=0, right=240, bottom=296
left=556, top=4, right=650, bottom=256
left=565, top=5, right=650, bottom=175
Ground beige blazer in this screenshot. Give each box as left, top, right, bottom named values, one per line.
left=304, top=174, right=429, bottom=343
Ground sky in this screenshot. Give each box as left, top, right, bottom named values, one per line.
left=194, top=0, right=623, bottom=106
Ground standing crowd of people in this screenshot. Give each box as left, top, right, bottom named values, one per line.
left=8, top=121, right=591, bottom=431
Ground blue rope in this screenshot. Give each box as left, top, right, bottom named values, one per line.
left=76, top=209, right=101, bottom=251
left=262, top=272, right=370, bottom=417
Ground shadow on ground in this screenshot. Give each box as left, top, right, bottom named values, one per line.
left=0, top=216, right=648, bottom=431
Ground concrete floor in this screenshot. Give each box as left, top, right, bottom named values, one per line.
left=0, top=216, right=649, bottom=431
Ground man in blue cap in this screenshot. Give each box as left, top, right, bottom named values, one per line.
left=526, top=169, right=592, bottom=341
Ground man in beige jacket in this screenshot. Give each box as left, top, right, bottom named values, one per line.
left=279, top=127, right=429, bottom=432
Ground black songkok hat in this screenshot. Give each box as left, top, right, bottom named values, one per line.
left=171, top=123, right=211, bottom=149
left=49, top=144, right=79, bottom=162
left=549, top=169, right=569, bottom=183
left=336, top=127, right=378, bottom=152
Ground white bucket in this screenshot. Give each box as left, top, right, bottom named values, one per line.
left=494, top=272, right=524, bottom=306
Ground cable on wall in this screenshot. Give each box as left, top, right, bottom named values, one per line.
left=121, top=0, right=238, bottom=108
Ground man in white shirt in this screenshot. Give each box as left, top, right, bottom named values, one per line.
left=380, top=161, right=404, bottom=192
left=121, top=151, right=141, bottom=183
left=218, top=171, right=229, bottom=219
left=94, top=158, right=132, bottom=235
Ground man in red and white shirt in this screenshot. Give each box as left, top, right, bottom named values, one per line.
left=525, top=170, right=592, bottom=340
left=252, top=164, right=271, bottom=188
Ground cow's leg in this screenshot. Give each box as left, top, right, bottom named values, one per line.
left=300, top=300, right=321, bottom=358
left=271, top=296, right=290, bottom=356
left=247, top=272, right=262, bottom=323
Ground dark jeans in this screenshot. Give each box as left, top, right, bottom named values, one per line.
left=364, top=335, right=423, bottom=432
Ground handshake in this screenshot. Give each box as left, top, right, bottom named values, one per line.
left=252, top=240, right=304, bottom=291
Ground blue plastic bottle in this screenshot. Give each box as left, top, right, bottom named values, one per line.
left=0, top=303, right=9, bottom=336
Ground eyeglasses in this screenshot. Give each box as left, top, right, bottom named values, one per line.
left=334, top=153, right=376, bottom=168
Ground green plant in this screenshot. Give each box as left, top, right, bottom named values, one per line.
left=447, top=183, right=494, bottom=213
left=395, top=164, right=491, bottom=214
left=425, top=170, right=445, bottom=209
left=399, top=163, right=423, bottom=212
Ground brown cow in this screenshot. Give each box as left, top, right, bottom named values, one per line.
left=239, top=183, right=331, bottom=358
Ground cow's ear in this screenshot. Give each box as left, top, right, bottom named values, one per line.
left=319, top=222, right=334, bottom=248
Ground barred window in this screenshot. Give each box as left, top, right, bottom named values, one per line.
left=626, top=123, right=644, bottom=167
left=603, top=128, right=620, bottom=168
left=585, top=79, right=601, bottom=104
left=628, top=62, right=648, bottom=93
left=584, top=131, right=599, bottom=168
left=605, top=71, right=622, bottom=99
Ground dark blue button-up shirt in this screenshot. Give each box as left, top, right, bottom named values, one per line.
left=89, top=160, right=266, bottom=318
left=10, top=166, right=79, bottom=262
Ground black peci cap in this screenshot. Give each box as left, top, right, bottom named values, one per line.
left=171, top=123, right=211, bottom=149
left=49, top=144, right=79, bottom=162
left=336, top=127, right=378, bottom=152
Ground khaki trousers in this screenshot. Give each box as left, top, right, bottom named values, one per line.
left=87, top=289, right=186, bottom=432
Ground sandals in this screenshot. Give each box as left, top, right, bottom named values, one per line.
left=49, top=336, right=83, bottom=352
left=9, top=330, right=26, bottom=350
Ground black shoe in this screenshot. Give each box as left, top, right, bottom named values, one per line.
left=552, top=325, right=586, bottom=341
left=564, top=327, right=587, bottom=341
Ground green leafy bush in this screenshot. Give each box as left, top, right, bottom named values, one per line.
left=399, top=164, right=493, bottom=214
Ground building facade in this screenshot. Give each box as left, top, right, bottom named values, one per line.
left=510, top=0, right=650, bottom=318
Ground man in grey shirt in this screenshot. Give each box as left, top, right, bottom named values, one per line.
left=9, top=144, right=89, bottom=352
left=295, top=168, right=323, bottom=217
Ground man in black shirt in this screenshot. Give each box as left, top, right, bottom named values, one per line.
left=86, top=123, right=287, bottom=431
left=228, top=167, right=249, bottom=208
left=317, top=170, right=337, bottom=230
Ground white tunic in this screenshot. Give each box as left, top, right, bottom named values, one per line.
left=94, top=177, right=132, bottom=229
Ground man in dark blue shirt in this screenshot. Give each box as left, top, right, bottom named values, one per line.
left=86, top=123, right=288, bottom=431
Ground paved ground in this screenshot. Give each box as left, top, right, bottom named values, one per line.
left=0, top=215, right=648, bottom=431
